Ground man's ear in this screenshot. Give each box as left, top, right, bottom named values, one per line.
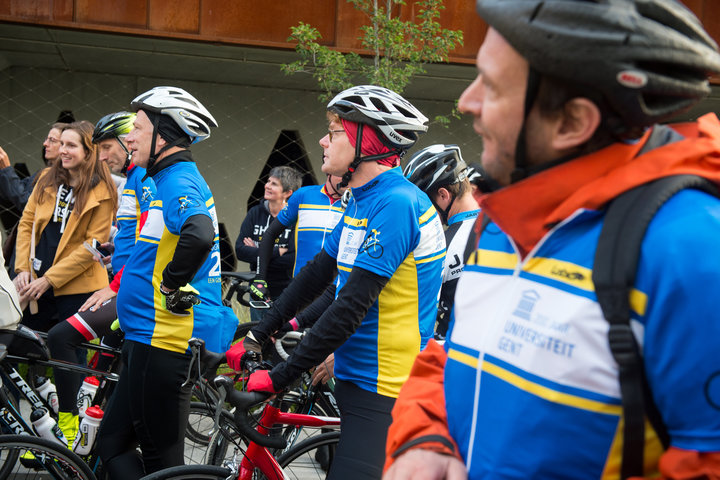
left=552, top=97, right=601, bottom=151
left=155, top=133, right=167, bottom=152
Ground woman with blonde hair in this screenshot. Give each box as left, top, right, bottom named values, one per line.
left=14, top=120, right=117, bottom=332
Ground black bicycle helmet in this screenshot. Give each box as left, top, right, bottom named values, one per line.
left=92, top=111, right=136, bottom=173
left=403, top=144, right=469, bottom=194
left=92, top=112, right=136, bottom=144
left=476, top=0, right=720, bottom=130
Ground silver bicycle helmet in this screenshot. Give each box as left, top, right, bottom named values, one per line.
left=476, top=0, right=720, bottom=129
left=403, top=144, right=469, bottom=194
left=130, top=86, right=217, bottom=144
left=327, top=85, right=428, bottom=149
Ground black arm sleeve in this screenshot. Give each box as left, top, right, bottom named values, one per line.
left=161, top=214, right=215, bottom=290
left=235, top=208, right=259, bottom=266
left=295, top=284, right=336, bottom=329
left=269, top=266, right=389, bottom=389
left=436, top=278, right=458, bottom=336
left=255, top=218, right=287, bottom=278
left=251, top=249, right=337, bottom=344
left=0, top=167, right=34, bottom=211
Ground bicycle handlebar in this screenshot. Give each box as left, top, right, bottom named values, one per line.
left=274, top=331, right=303, bottom=361
left=221, top=271, right=256, bottom=308
left=213, top=376, right=288, bottom=450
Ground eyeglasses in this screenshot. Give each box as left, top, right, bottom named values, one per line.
left=328, top=129, right=345, bottom=143
left=45, top=137, right=60, bottom=144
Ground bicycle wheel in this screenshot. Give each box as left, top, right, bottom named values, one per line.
left=0, top=443, right=18, bottom=480
left=184, top=402, right=236, bottom=465
left=0, top=434, right=95, bottom=480
left=276, top=431, right=340, bottom=480
left=140, top=464, right=233, bottom=480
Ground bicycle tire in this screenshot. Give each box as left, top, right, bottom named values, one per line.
left=184, top=402, right=237, bottom=465
left=0, top=434, right=95, bottom=480
left=140, top=464, right=233, bottom=480
left=0, top=444, right=18, bottom=480
left=276, top=430, right=340, bottom=480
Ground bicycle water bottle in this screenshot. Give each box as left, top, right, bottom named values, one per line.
left=73, top=406, right=103, bottom=455
left=76, top=376, right=99, bottom=418
left=35, top=376, right=59, bottom=414
left=31, top=407, right=68, bottom=446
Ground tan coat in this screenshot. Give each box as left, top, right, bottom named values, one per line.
left=15, top=176, right=115, bottom=296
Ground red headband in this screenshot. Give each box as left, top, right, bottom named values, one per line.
left=341, top=119, right=400, bottom=168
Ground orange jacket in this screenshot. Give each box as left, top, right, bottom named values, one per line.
left=15, top=172, right=115, bottom=296
left=385, top=114, right=720, bottom=478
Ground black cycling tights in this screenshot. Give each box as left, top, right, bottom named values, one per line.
left=328, top=379, right=396, bottom=480
left=46, top=296, right=123, bottom=412
left=95, top=340, right=192, bottom=479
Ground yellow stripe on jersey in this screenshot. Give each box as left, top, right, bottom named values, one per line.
left=524, top=257, right=594, bottom=291
left=150, top=200, right=162, bottom=208
left=376, top=253, right=421, bottom=398
left=600, top=417, right=663, bottom=480
left=629, top=289, right=647, bottom=317
left=418, top=206, right=436, bottom=225
left=483, top=361, right=622, bottom=416
left=467, top=249, right=517, bottom=270
left=344, top=216, right=367, bottom=227
left=448, top=348, right=479, bottom=369
left=417, top=252, right=445, bottom=264
left=150, top=226, right=194, bottom=353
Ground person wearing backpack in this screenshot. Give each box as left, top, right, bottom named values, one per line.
left=384, top=1, right=720, bottom=479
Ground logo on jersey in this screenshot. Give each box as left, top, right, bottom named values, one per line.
left=513, top=290, right=540, bottom=321
left=177, top=196, right=197, bottom=213
left=359, top=229, right=384, bottom=259
left=141, top=186, right=154, bottom=203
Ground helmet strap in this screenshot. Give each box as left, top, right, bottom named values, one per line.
left=116, top=137, right=132, bottom=175
left=143, top=113, right=186, bottom=179
left=325, top=173, right=342, bottom=199
left=510, top=67, right=542, bottom=184
left=336, top=124, right=402, bottom=189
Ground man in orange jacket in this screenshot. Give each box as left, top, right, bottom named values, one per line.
left=385, top=1, right=720, bottom=479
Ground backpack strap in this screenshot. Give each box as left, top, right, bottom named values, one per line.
left=592, top=174, right=718, bottom=479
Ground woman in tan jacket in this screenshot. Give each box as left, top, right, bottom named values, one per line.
left=14, top=120, right=117, bottom=333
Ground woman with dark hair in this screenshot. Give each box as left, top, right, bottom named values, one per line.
left=13, top=120, right=117, bottom=331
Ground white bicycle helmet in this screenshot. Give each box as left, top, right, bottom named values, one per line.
left=327, top=85, right=428, bottom=149
left=131, top=86, right=217, bottom=145
left=403, top=144, right=469, bottom=194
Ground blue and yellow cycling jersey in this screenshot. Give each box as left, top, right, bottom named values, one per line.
left=445, top=189, right=720, bottom=478
left=117, top=161, right=236, bottom=354
left=277, top=184, right=344, bottom=276
left=324, top=167, right=445, bottom=397
left=112, top=164, right=156, bottom=273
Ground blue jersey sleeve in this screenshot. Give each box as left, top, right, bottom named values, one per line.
left=639, top=189, right=720, bottom=451
left=277, top=187, right=302, bottom=227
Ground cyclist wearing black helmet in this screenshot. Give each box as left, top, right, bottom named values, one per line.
left=386, top=1, right=720, bottom=479
left=96, top=87, right=237, bottom=478
left=404, top=144, right=480, bottom=339
left=45, top=111, right=157, bottom=444
left=227, top=85, right=445, bottom=479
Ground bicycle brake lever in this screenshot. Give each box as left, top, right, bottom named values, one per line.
left=182, top=342, right=200, bottom=388
left=212, top=382, right=227, bottom=434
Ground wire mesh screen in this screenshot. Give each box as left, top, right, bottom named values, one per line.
left=0, top=65, right=485, bottom=272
